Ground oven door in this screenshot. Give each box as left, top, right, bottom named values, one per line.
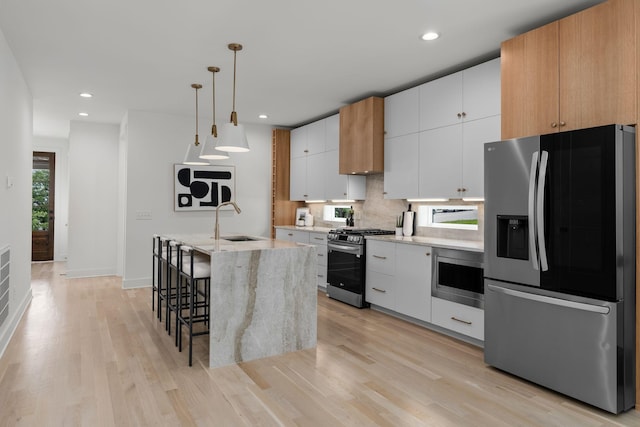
left=327, top=242, right=365, bottom=294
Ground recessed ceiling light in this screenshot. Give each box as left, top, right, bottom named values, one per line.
left=78, top=112, right=89, bottom=117
left=421, top=32, right=440, bottom=41
left=79, top=92, right=93, bottom=98
left=258, top=114, right=268, bottom=119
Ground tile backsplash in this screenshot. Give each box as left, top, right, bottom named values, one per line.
left=305, top=174, right=484, bottom=242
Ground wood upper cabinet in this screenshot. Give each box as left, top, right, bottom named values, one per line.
left=501, top=0, right=636, bottom=139
left=339, top=96, right=384, bottom=175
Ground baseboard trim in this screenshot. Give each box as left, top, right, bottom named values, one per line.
left=0, top=288, right=32, bottom=359
left=66, top=268, right=117, bottom=278
left=122, top=277, right=151, bottom=289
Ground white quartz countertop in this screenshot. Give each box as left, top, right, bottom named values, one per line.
left=274, top=225, right=333, bottom=233
left=366, top=235, right=484, bottom=253
left=162, top=233, right=306, bottom=254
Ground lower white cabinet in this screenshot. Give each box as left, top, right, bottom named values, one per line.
left=365, top=240, right=432, bottom=322
left=431, top=297, right=484, bottom=341
left=309, top=232, right=328, bottom=288
left=275, top=229, right=327, bottom=288
left=395, top=244, right=432, bottom=322
left=275, top=228, right=310, bottom=243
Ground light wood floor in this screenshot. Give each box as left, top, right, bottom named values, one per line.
left=2, top=263, right=640, bottom=426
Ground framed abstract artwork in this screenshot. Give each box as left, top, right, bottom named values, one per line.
left=174, top=164, right=236, bottom=211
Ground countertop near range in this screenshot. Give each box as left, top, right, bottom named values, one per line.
left=366, top=235, right=484, bottom=253
left=274, top=225, right=333, bottom=233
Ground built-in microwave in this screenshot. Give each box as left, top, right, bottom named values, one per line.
left=432, top=247, right=485, bottom=309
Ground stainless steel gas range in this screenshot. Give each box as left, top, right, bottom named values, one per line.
left=326, top=228, right=394, bottom=308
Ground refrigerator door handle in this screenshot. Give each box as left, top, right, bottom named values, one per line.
left=537, top=151, right=549, bottom=271
left=487, top=284, right=610, bottom=314
left=528, top=151, right=540, bottom=270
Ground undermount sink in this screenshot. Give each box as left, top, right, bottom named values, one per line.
left=221, top=235, right=260, bottom=242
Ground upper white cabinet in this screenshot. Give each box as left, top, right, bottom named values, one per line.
left=417, top=115, right=500, bottom=199
left=384, top=86, right=420, bottom=139
left=324, top=150, right=366, bottom=200
left=384, top=58, right=501, bottom=200
left=419, top=58, right=501, bottom=131
left=324, top=114, right=340, bottom=151
left=383, top=133, right=419, bottom=200
left=290, top=114, right=365, bottom=201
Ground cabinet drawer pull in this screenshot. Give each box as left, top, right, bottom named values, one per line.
left=304, top=149, right=309, bottom=153
left=318, top=274, right=324, bottom=278
left=287, top=233, right=293, bottom=236
left=314, top=237, right=324, bottom=241
left=372, top=287, right=387, bottom=293
left=559, top=121, right=566, bottom=127
left=317, top=253, right=324, bottom=257
left=457, top=112, right=462, bottom=118
left=373, top=255, right=387, bottom=260
left=451, top=316, right=472, bottom=325
left=426, top=252, right=431, bottom=256
left=551, top=122, right=558, bottom=128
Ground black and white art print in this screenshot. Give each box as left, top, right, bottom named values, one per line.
left=174, top=164, right=235, bottom=211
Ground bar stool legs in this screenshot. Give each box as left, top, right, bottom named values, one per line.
left=176, top=245, right=211, bottom=366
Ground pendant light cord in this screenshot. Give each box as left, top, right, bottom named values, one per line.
left=194, top=84, right=200, bottom=145
left=231, top=49, right=237, bottom=125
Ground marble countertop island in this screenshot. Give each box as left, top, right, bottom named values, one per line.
left=163, top=233, right=317, bottom=368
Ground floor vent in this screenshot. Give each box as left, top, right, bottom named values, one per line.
left=0, top=246, right=9, bottom=329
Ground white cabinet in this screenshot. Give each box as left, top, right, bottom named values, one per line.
left=461, top=115, right=501, bottom=197
left=309, top=232, right=328, bottom=288
left=384, top=86, right=420, bottom=139
left=395, top=244, right=432, bottom=322
left=324, top=114, right=340, bottom=151
left=418, top=115, right=500, bottom=199
left=419, top=58, right=500, bottom=131
left=418, top=125, right=462, bottom=199
left=383, top=58, right=500, bottom=200
left=275, top=229, right=328, bottom=289
left=383, top=133, right=419, bottom=200
left=290, top=114, right=364, bottom=201
left=365, top=241, right=432, bottom=322
left=275, top=228, right=310, bottom=243
left=324, top=150, right=366, bottom=201
left=431, top=297, right=484, bottom=341
left=366, top=240, right=396, bottom=310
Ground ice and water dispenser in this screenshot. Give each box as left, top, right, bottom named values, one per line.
left=496, top=215, right=529, bottom=260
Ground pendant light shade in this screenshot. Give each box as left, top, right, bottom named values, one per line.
left=215, top=43, right=250, bottom=153
left=183, top=83, right=209, bottom=165
left=200, top=66, right=230, bottom=160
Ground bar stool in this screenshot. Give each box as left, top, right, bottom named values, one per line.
left=166, top=240, right=187, bottom=337
left=152, top=235, right=169, bottom=320
left=175, top=245, right=211, bottom=366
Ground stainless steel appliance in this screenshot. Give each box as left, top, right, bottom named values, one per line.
left=327, top=228, right=394, bottom=308
left=484, top=124, right=636, bottom=413
left=432, top=248, right=484, bottom=308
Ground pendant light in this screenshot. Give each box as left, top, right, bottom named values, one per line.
left=200, top=66, right=229, bottom=160
left=183, top=83, right=209, bottom=165
left=216, top=43, right=250, bottom=153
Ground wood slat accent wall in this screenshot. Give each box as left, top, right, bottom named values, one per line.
left=271, top=129, right=304, bottom=238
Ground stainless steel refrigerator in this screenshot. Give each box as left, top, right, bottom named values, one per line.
left=483, top=124, right=636, bottom=413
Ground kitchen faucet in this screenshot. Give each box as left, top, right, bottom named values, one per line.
left=214, top=201, right=241, bottom=240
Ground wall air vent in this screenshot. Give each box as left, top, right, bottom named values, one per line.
left=0, top=246, right=9, bottom=329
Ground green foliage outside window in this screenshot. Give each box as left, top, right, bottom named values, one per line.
left=32, top=169, right=50, bottom=231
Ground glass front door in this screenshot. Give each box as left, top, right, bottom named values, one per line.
left=32, top=152, right=55, bottom=261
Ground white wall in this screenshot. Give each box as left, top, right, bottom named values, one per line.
left=0, top=27, right=33, bottom=356
left=66, top=121, right=120, bottom=278
left=122, top=110, right=272, bottom=288
left=32, top=136, right=70, bottom=261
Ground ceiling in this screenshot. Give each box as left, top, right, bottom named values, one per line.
left=0, top=0, right=604, bottom=139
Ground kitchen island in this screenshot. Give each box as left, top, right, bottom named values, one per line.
left=162, top=233, right=317, bottom=368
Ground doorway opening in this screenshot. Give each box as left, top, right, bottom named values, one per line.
left=32, top=151, right=55, bottom=261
